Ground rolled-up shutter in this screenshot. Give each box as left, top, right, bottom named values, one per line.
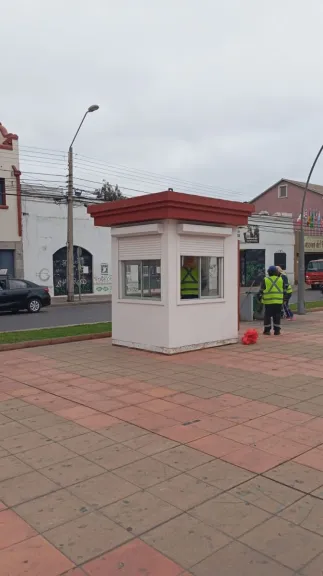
left=179, top=235, right=224, bottom=257
left=118, top=235, right=161, bottom=260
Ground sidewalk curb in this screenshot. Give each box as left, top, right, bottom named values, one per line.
left=0, top=332, right=112, bottom=352
left=51, top=298, right=111, bottom=307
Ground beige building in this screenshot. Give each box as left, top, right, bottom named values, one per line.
left=0, top=122, right=23, bottom=276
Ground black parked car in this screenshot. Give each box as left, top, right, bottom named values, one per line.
left=0, top=277, right=51, bottom=314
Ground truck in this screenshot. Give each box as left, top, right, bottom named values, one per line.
left=305, top=259, right=323, bottom=289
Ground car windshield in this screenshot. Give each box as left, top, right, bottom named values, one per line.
left=307, top=261, right=323, bottom=271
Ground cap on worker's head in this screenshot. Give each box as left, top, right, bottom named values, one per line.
left=267, top=266, right=277, bottom=276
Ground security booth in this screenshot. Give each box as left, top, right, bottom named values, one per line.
left=88, top=191, right=254, bottom=354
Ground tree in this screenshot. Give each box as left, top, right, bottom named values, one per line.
left=96, top=181, right=126, bottom=201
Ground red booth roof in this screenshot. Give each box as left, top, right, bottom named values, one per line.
left=87, top=190, right=254, bottom=228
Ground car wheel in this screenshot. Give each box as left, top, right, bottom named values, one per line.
left=27, top=298, right=42, bottom=313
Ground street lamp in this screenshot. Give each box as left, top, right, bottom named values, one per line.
left=67, top=105, right=99, bottom=302
left=297, top=144, right=323, bottom=314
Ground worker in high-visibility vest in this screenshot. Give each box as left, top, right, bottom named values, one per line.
left=181, top=256, right=199, bottom=299
left=258, top=266, right=286, bottom=335
left=276, top=266, right=294, bottom=320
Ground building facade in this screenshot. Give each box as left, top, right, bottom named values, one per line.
left=21, top=189, right=112, bottom=296
left=239, top=214, right=295, bottom=286
left=0, top=123, right=23, bottom=276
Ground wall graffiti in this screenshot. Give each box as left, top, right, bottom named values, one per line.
left=94, top=273, right=112, bottom=293
left=53, top=246, right=93, bottom=296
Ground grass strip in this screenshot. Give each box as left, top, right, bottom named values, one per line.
left=290, top=301, right=323, bottom=311
left=0, top=322, right=112, bottom=344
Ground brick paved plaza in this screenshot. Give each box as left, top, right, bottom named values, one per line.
left=1, top=315, right=323, bottom=574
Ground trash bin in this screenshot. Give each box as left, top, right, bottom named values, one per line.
left=240, top=291, right=264, bottom=321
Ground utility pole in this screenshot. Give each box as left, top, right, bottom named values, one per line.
left=66, top=105, right=99, bottom=302
left=67, top=146, right=74, bottom=302
left=297, top=144, right=323, bottom=315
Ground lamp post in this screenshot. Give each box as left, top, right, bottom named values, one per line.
left=66, top=105, right=99, bottom=302
left=297, top=144, right=323, bottom=315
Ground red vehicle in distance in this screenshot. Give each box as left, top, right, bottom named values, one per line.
left=305, top=259, right=323, bottom=289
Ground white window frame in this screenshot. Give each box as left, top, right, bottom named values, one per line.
left=120, top=259, right=162, bottom=301
left=278, top=184, right=288, bottom=199
left=178, top=255, right=224, bottom=305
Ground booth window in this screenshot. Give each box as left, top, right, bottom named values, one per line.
left=122, top=260, right=161, bottom=299
left=180, top=256, right=223, bottom=300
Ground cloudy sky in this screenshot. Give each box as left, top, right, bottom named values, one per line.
left=2, top=0, right=323, bottom=201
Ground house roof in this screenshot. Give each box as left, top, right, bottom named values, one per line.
left=251, top=178, right=323, bottom=203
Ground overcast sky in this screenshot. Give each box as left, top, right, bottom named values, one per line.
left=2, top=0, right=323, bottom=201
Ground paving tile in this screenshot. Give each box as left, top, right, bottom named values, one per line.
left=40, top=456, right=105, bottom=487
left=218, top=423, right=271, bottom=444
left=188, top=434, right=243, bottom=458
left=191, top=540, right=295, bottom=576
left=0, top=413, right=15, bottom=425
left=17, top=442, right=76, bottom=469
left=247, top=415, right=294, bottom=434
left=190, top=491, right=270, bottom=537
left=59, top=432, right=114, bottom=455
left=44, top=511, right=131, bottom=564
left=0, top=405, right=46, bottom=421
left=265, top=460, right=323, bottom=492
left=254, top=435, right=309, bottom=459
left=56, top=406, right=98, bottom=420
left=0, top=455, right=32, bottom=481
left=109, top=405, right=152, bottom=422
left=102, top=490, right=180, bottom=534
left=188, top=459, right=255, bottom=490
left=270, top=408, right=314, bottom=425
left=0, top=431, right=52, bottom=454
left=305, top=417, right=323, bottom=432
left=99, top=422, right=148, bottom=442
left=231, top=476, right=303, bottom=513
left=300, top=551, right=323, bottom=575
left=123, top=432, right=179, bottom=455
left=139, top=399, right=175, bottom=413
left=114, top=456, right=179, bottom=488
left=159, top=406, right=205, bottom=423
left=83, top=539, right=184, bottom=576
left=39, top=422, right=88, bottom=441
left=20, top=413, right=67, bottom=430
left=240, top=516, right=323, bottom=571
left=0, top=509, right=36, bottom=550
left=148, top=473, right=220, bottom=510
left=0, top=470, right=59, bottom=507
left=0, top=399, right=27, bottom=411
left=14, top=488, right=91, bottom=532
left=69, top=472, right=139, bottom=508
left=0, top=501, right=6, bottom=511
left=215, top=401, right=277, bottom=424
left=75, top=414, right=119, bottom=430
left=280, top=495, right=323, bottom=535
left=142, top=513, right=230, bottom=569
left=295, top=448, right=323, bottom=471
left=159, top=424, right=210, bottom=443
left=0, top=534, right=74, bottom=576
left=0, top=421, right=30, bottom=440
left=153, top=445, right=214, bottom=472
left=87, top=444, right=144, bottom=470
left=222, top=446, right=286, bottom=473
left=132, top=413, right=179, bottom=432
left=193, top=415, right=235, bottom=433
left=280, top=424, right=323, bottom=447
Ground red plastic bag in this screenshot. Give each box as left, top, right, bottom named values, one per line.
left=241, top=329, right=259, bottom=345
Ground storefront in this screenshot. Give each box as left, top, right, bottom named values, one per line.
left=239, top=215, right=295, bottom=287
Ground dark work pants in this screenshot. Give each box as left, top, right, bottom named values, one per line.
left=264, top=304, right=282, bottom=334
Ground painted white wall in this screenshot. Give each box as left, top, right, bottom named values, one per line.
left=21, top=196, right=112, bottom=295
left=112, top=219, right=239, bottom=354
left=0, top=139, right=20, bottom=242
left=239, top=214, right=295, bottom=284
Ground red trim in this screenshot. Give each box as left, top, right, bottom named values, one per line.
left=0, top=123, right=18, bottom=150
left=238, top=239, right=240, bottom=331
left=0, top=205, right=8, bottom=210
left=12, top=166, right=22, bottom=237
left=88, top=190, right=254, bottom=228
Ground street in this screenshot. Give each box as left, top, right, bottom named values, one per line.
left=0, top=301, right=112, bottom=332
left=0, top=288, right=321, bottom=332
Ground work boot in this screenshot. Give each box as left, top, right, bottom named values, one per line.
left=274, top=331, right=281, bottom=336
left=263, top=331, right=271, bottom=336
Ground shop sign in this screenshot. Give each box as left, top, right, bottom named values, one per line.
left=304, top=236, right=323, bottom=252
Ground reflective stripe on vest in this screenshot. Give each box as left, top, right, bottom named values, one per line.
left=181, top=267, right=198, bottom=295
left=262, top=275, right=284, bottom=305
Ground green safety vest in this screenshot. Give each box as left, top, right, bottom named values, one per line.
left=262, top=275, right=284, bottom=305
left=282, top=274, right=293, bottom=294
left=181, top=266, right=198, bottom=296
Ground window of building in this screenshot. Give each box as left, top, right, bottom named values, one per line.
left=180, top=256, right=223, bottom=300
left=0, top=178, right=5, bottom=205
left=278, top=184, right=287, bottom=198
left=274, top=252, right=287, bottom=270
left=122, top=259, right=161, bottom=299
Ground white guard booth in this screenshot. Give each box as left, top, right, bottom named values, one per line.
left=88, top=191, right=254, bottom=354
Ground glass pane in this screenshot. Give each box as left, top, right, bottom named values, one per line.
left=124, top=262, right=142, bottom=297
left=143, top=260, right=161, bottom=298
left=180, top=256, right=199, bottom=299
left=201, top=257, right=221, bottom=298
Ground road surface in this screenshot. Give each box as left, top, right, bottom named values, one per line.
left=0, top=302, right=112, bottom=332
left=0, top=289, right=321, bottom=332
